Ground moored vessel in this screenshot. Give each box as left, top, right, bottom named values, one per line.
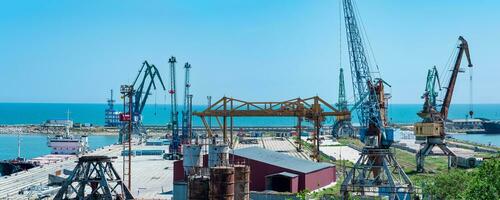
left=47, top=111, right=89, bottom=155
left=481, top=120, right=500, bottom=134
left=0, top=134, right=40, bottom=176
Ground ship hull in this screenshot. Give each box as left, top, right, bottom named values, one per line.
left=0, top=160, right=39, bottom=176
left=480, top=121, right=500, bottom=134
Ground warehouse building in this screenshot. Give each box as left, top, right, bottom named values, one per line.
left=230, top=147, right=336, bottom=193
left=173, top=146, right=336, bottom=193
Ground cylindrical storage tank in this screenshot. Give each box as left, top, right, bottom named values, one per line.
left=208, top=144, right=229, bottom=167
left=183, top=144, right=203, bottom=176
left=209, top=166, right=235, bottom=200
left=188, top=175, right=209, bottom=200
left=234, top=165, right=250, bottom=200
left=173, top=181, right=187, bottom=200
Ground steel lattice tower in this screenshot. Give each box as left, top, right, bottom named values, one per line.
left=181, top=62, right=192, bottom=144
left=337, top=68, right=348, bottom=111
left=168, top=56, right=181, bottom=156
left=53, top=156, right=134, bottom=200
left=332, top=68, right=354, bottom=137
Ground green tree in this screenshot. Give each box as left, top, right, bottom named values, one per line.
left=423, top=169, right=471, bottom=199
left=464, top=158, right=500, bottom=200
left=296, top=189, right=310, bottom=200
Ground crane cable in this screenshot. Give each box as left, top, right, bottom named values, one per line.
left=154, top=90, right=157, bottom=116
left=437, top=38, right=474, bottom=119
left=339, top=0, right=342, bottom=70
left=352, top=0, right=380, bottom=76
left=469, top=66, right=474, bottom=119
left=438, top=40, right=459, bottom=106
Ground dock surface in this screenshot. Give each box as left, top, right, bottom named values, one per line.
left=0, top=144, right=173, bottom=199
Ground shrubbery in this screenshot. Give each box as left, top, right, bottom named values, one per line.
left=423, top=158, right=500, bottom=200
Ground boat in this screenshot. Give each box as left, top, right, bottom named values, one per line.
left=47, top=110, right=89, bottom=155
left=47, top=135, right=88, bottom=155
left=0, top=157, right=40, bottom=176
left=481, top=120, right=500, bottom=134
left=0, top=134, right=40, bottom=176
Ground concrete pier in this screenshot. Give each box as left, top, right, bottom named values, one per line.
left=0, top=144, right=174, bottom=199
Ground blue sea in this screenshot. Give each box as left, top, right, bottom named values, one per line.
left=1, top=103, right=500, bottom=126
left=0, top=103, right=498, bottom=158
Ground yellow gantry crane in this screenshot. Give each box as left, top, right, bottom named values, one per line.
left=193, top=96, right=350, bottom=162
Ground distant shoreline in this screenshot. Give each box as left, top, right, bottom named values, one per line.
left=0, top=125, right=118, bottom=136
left=0, top=125, right=170, bottom=137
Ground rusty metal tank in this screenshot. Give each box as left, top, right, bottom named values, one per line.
left=209, top=166, right=235, bottom=200
left=233, top=165, right=250, bottom=200
left=208, top=144, right=229, bottom=167
left=183, top=144, right=203, bottom=176
left=188, top=175, right=209, bottom=200
left=173, top=181, right=187, bottom=200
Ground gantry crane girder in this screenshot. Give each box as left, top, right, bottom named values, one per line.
left=193, top=96, right=350, bottom=161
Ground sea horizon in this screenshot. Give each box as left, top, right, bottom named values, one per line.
left=1, top=103, right=500, bottom=126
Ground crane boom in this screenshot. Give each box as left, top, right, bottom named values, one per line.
left=118, top=61, right=166, bottom=143
left=343, top=0, right=387, bottom=146
left=135, top=61, right=166, bottom=114
left=425, top=66, right=441, bottom=108
left=440, top=36, right=473, bottom=119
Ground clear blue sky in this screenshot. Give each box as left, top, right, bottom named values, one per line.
left=0, top=0, right=498, bottom=104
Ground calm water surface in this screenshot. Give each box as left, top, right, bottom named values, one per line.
left=0, top=134, right=118, bottom=160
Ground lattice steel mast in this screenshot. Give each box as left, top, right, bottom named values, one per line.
left=181, top=62, right=192, bottom=144
left=332, top=68, right=354, bottom=137
left=168, top=56, right=181, bottom=157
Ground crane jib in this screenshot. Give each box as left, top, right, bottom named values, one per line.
left=343, top=0, right=388, bottom=146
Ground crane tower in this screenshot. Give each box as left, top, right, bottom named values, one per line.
left=181, top=62, right=192, bottom=144
left=168, top=56, right=181, bottom=158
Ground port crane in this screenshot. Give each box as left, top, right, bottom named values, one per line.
left=340, top=0, right=413, bottom=199
left=181, top=62, right=192, bottom=144
left=332, top=67, right=354, bottom=138
left=167, top=56, right=182, bottom=159
left=415, top=36, right=473, bottom=172
left=119, top=61, right=166, bottom=143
